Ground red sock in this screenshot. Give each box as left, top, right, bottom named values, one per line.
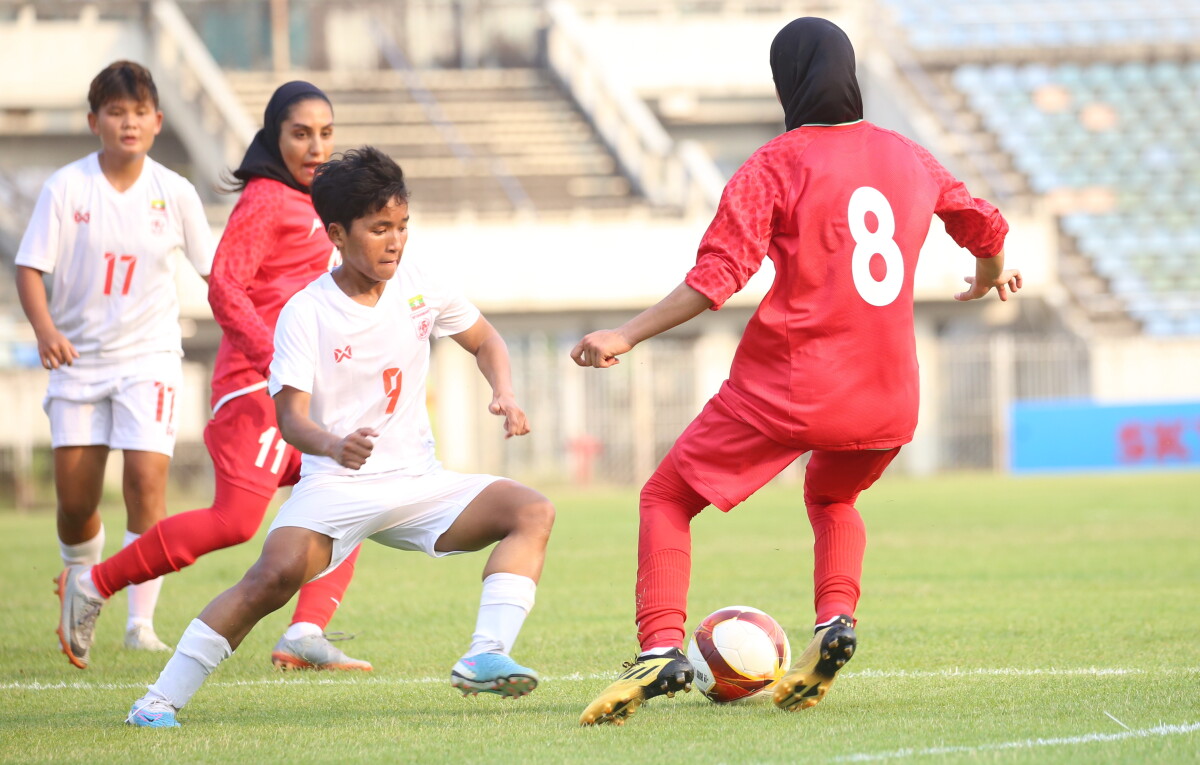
left=91, top=479, right=270, bottom=599
left=806, top=501, right=865, bottom=625
left=291, top=544, right=361, bottom=629
left=635, top=452, right=708, bottom=652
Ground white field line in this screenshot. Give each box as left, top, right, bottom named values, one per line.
left=2, top=665, right=1196, bottom=693
left=832, top=721, right=1200, bottom=762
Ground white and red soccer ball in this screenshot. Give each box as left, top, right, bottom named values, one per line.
left=686, top=605, right=791, bottom=703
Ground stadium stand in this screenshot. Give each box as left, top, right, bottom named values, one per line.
left=881, top=0, right=1200, bottom=335
left=224, top=68, right=645, bottom=220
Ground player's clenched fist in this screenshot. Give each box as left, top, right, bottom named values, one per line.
left=489, top=393, right=530, bottom=439
left=331, top=427, right=377, bottom=470
left=571, top=329, right=631, bottom=368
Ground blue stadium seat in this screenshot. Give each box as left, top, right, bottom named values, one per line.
left=944, top=58, right=1200, bottom=334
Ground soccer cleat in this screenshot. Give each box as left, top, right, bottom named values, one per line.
left=125, top=623, right=172, bottom=652
left=54, top=566, right=103, bottom=669
left=773, top=614, right=857, bottom=711
left=579, top=648, right=694, bottom=726
left=126, top=697, right=181, bottom=728
left=450, top=652, right=539, bottom=698
left=271, top=632, right=373, bottom=671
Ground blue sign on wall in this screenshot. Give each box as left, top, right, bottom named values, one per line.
left=1010, top=400, right=1200, bottom=473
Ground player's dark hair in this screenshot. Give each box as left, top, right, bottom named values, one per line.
left=311, top=146, right=409, bottom=232
left=88, top=60, right=159, bottom=113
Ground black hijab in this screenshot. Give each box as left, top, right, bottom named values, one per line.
left=232, top=80, right=331, bottom=193
left=770, top=17, right=863, bottom=131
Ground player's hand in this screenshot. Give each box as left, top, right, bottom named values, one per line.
left=571, top=329, right=632, bottom=368
left=489, top=393, right=530, bottom=439
left=34, top=327, right=79, bottom=369
left=954, top=269, right=1023, bottom=302
left=331, top=428, right=377, bottom=470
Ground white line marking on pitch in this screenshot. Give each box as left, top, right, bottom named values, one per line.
left=2, top=666, right=1196, bottom=693
left=832, top=721, right=1200, bottom=762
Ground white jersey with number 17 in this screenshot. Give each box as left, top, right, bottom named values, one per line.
left=15, top=152, right=214, bottom=364
left=269, top=265, right=481, bottom=478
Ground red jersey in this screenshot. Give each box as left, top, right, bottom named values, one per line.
left=208, top=177, right=336, bottom=407
left=685, top=121, right=1008, bottom=450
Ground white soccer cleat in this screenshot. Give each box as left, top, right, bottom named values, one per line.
left=271, top=632, right=373, bottom=671
left=55, top=566, right=104, bottom=669
left=125, top=623, right=172, bottom=652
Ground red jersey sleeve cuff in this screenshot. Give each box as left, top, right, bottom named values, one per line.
left=685, top=261, right=737, bottom=310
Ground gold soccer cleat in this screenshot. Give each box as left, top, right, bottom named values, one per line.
left=579, top=648, right=694, bottom=726
left=773, top=614, right=856, bottom=711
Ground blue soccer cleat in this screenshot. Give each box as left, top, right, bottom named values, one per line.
left=450, top=652, right=539, bottom=698
left=126, top=697, right=181, bottom=728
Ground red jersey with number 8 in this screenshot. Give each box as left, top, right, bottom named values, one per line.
left=684, top=121, right=1008, bottom=450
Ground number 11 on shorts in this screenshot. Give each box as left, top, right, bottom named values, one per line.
left=254, top=427, right=287, bottom=474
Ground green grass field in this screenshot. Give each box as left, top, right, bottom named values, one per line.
left=1, top=471, right=1197, bottom=763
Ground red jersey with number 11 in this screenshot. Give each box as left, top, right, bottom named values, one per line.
left=685, top=121, right=1008, bottom=450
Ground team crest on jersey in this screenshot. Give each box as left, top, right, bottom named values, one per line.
left=412, top=313, right=433, bottom=341
left=408, top=295, right=426, bottom=311
left=149, top=199, right=167, bottom=235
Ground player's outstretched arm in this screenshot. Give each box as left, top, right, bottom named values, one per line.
left=15, top=265, right=78, bottom=369
left=953, top=249, right=1022, bottom=302
left=451, top=316, right=530, bottom=438
left=571, top=281, right=713, bottom=368
left=274, top=385, right=377, bottom=469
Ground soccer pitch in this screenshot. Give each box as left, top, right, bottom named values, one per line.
left=1, top=471, right=1197, bottom=763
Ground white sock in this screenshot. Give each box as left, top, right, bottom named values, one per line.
left=143, top=619, right=232, bottom=710
left=60, top=526, right=105, bottom=567
left=464, top=572, right=536, bottom=657
left=124, top=531, right=164, bottom=631
left=77, top=569, right=103, bottom=601
left=283, top=621, right=323, bottom=641
left=641, top=646, right=678, bottom=657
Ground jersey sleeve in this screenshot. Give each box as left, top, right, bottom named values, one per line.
left=174, top=179, right=215, bottom=277
left=419, top=261, right=481, bottom=338
left=915, top=144, right=1009, bottom=258
left=208, top=180, right=279, bottom=376
left=684, top=146, right=788, bottom=310
left=268, top=296, right=317, bottom=397
left=14, top=179, right=63, bottom=273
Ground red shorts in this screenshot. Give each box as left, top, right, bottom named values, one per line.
left=205, top=387, right=301, bottom=497
left=670, top=393, right=900, bottom=511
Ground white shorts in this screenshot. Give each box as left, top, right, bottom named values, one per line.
left=268, top=467, right=504, bottom=579
left=43, top=353, right=183, bottom=456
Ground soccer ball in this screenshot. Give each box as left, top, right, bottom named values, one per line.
left=686, top=605, right=791, bottom=703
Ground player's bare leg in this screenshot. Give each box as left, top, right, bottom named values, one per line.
left=127, top=527, right=333, bottom=727
left=435, top=481, right=554, bottom=699
left=120, top=449, right=172, bottom=651
left=198, top=527, right=333, bottom=647
left=54, top=445, right=108, bottom=546
left=53, top=445, right=108, bottom=668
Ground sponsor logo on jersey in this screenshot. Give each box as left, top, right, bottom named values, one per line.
left=149, top=199, right=167, bottom=235
left=73, top=210, right=90, bottom=224
left=334, top=346, right=353, bottom=363
left=408, top=295, right=426, bottom=311
left=309, top=218, right=323, bottom=238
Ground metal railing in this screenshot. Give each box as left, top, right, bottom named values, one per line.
left=145, top=0, right=257, bottom=199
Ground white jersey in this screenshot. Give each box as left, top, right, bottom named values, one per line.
left=15, top=152, right=214, bottom=363
left=269, top=265, right=481, bottom=478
